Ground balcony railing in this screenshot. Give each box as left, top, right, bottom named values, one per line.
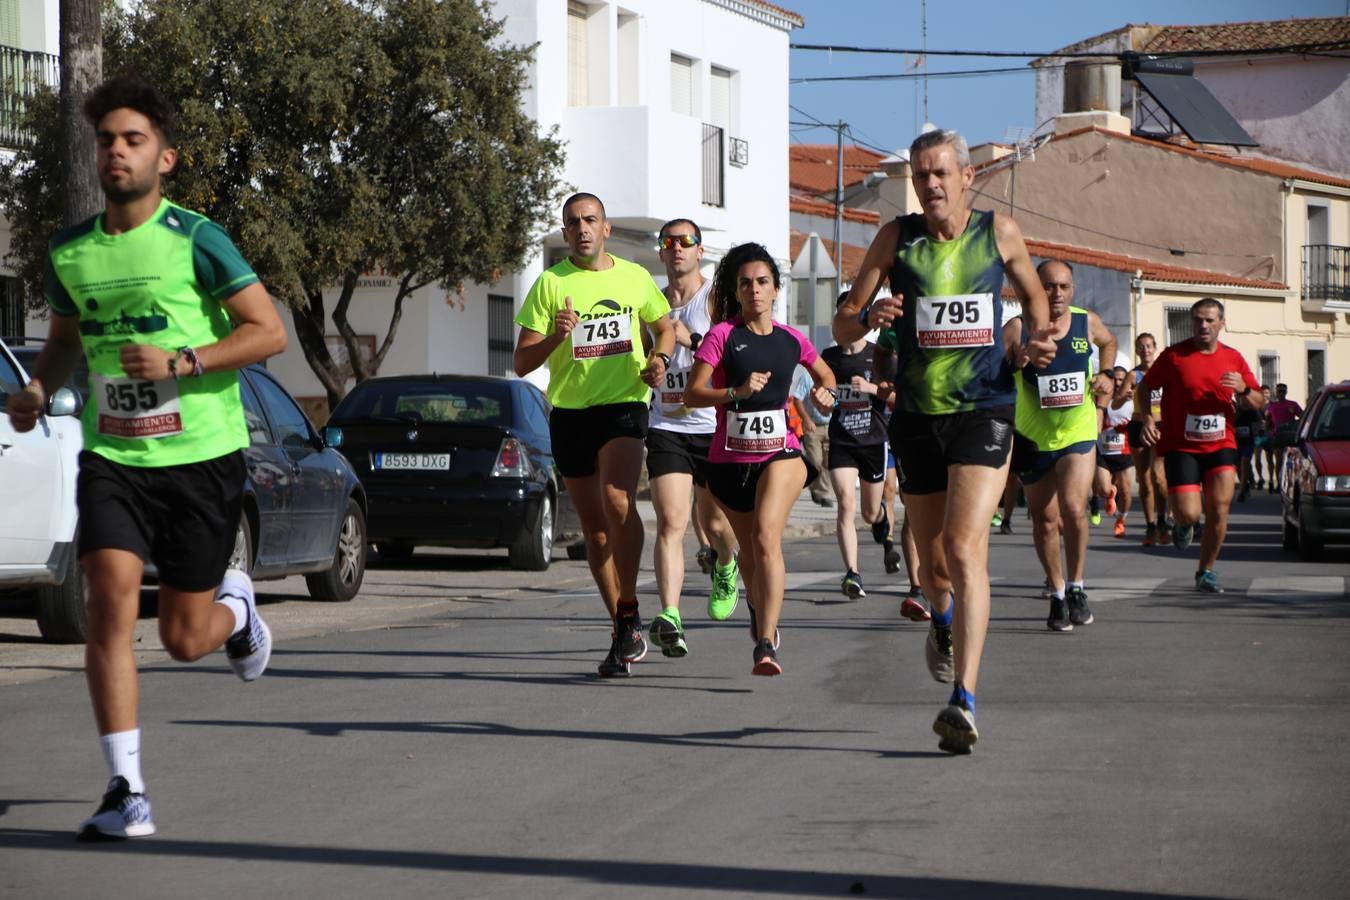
left=1302, top=244, right=1350, bottom=308
left=1, top=45, right=60, bottom=149
left=701, top=123, right=724, bottom=208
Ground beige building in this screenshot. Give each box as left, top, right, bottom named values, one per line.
left=967, top=119, right=1348, bottom=405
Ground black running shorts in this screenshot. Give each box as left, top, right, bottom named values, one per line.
left=1165, top=448, right=1238, bottom=493
left=888, top=406, right=1014, bottom=495
left=707, top=448, right=818, bottom=514
left=826, top=441, right=887, bottom=483
left=550, top=402, right=649, bottom=479
left=76, top=449, right=245, bottom=592
left=1097, top=453, right=1134, bottom=474
left=646, top=427, right=713, bottom=486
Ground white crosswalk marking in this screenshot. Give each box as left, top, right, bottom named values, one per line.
left=1248, top=577, right=1347, bottom=600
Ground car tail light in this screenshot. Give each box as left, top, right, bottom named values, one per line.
left=492, top=438, right=530, bottom=478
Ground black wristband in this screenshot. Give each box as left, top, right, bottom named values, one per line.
left=1240, top=386, right=1252, bottom=397
left=654, top=351, right=671, bottom=366
left=689, top=332, right=702, bottom=352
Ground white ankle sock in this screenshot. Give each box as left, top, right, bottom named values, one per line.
left=215, top=571, right=254, bottom=635
left=100, top=729, right=145, bottom=794
left=216, top=595, right=248, bottom=636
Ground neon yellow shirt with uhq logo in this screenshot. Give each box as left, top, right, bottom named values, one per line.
left=515, top=254, right=670, bottom=409
left=45, top=198, right=259, bottom=467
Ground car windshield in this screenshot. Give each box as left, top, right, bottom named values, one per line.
left=1310, top=392, right=1350, bottom=441
left=333, top=380, right=512, bottom=426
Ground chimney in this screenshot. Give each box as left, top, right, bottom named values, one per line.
left=1057, top=60, right=1130, bottom=135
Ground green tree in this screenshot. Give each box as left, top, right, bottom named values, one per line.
left=3, top=0, right=565, bottom=407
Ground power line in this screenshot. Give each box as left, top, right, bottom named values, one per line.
left=789, top=40, right=1350, bottom=59
left=793, top=65, right=1038, bottom=84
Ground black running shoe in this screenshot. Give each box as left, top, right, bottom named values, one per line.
left=1066, top=586, right=1094, bottom=626
left=597, top=640, right=630, bottom=677
left=998, top=519, right=1013, bottom=535
left=77, top=776, right=156, bottom=840
left=752, top=638, right=782, bottom=676
left=697, top=546, right=717, bottom=577
left=615, top=611, right=647, bottom=663
left=1047, top=596, right=1074, bottom=632
left=746, top=600, right=781, bottom=649
left=871, top=513, right=890, bottom=545
left=884, top=547, right=902, bottom=574
left=933, top=698, right=978, bottom=755
left=925, top=621, right=954, bottom=682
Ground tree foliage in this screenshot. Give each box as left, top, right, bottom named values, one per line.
left=3, top=0, right=565, bottom=405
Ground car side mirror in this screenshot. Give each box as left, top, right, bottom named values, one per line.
left=46, top=386, right=82, bottom=417
left=321, top=425, right=344, bottom=448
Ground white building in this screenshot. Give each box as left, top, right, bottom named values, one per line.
left=268, top=0, right=802, bottom=410
left=3, top=0, right=803, bottom=413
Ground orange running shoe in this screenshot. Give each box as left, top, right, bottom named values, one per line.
left=1105, top=488, right=1118, bottom=518
left=1113, top=517, right=1126, bottom=538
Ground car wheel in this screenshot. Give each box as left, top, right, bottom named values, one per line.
left=35, top=546, right=87, bottom=644
left=1297, top=519, right=1324, bottom=562
left=376, top=541, right=415, bottom=561
left=508, top=492, right=553, bottom=572
left=228, top=512, right=255, bottom=575
left=1281, top=514, right=1298, bottom=552
left=307, top=499, right=367, bottom=602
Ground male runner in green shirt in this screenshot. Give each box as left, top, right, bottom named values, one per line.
left=5, top=76, right=287, bottom=839
left=514, top=193, right=674, bottom=677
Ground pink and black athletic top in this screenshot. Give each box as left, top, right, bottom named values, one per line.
left=695, top=319, right=818, bottom=464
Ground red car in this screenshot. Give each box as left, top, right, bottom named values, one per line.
left=1278, top=381, right=1350, bottom=560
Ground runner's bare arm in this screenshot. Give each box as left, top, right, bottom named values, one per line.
left=871, top=342, right=897, bottom=407
left=118, top=281, right=286, bottom=381
left=683, top=360, right=735, bottom=408
left=1087, top=311, right=1117, bottom=405
left=640, top=316, right=675, bottom=387
left=833, top=219, right=901, bottom=345
left=1001, top=316, right=1027, bottom=366
left=4, top=313, right=82, bottom=432
left=995, top=214, right=1056, bottom=368
left=514, top=296, right=576, bottom=376
left=807, top=355, right=838, bottom=414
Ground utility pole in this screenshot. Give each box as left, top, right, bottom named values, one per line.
left=833, top=120, right=845, bottom=301
left=59, top=0, right=102, bottom=228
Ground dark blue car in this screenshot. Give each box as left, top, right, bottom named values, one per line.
left=233, top=365, right=368, bottom=600
left=323, top=374, right=559, bottom=570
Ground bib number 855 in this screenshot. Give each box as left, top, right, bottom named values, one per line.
left=105, top=381, right=160, bottom=411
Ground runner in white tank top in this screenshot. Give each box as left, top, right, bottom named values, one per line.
left=644, top=218, right=739, bottom=658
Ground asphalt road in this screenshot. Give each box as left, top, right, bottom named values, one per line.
left=1, top=490, right=1347, bottom=899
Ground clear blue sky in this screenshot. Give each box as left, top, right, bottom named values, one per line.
left=787, top=0, right=1345, bottom=154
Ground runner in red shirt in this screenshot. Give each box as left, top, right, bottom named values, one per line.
left=1264, top=383, right=1304, bottom=493
left=1140, top=299, right=1265, bottom=592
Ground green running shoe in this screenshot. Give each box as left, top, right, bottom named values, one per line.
left=1089, top=510, right=1102, bottom=526
left=990, top=514, right=1004, bottom=529
left=708, top=556, right=740, bottom=620
left=1195, top=569, right=1224, bottom=593
left=648, top=608, right=688, bottom=658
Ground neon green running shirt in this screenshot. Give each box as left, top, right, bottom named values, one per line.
left=45, top=198, right=258, bottom=467
left=515, top=254, right=670, bottom=409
